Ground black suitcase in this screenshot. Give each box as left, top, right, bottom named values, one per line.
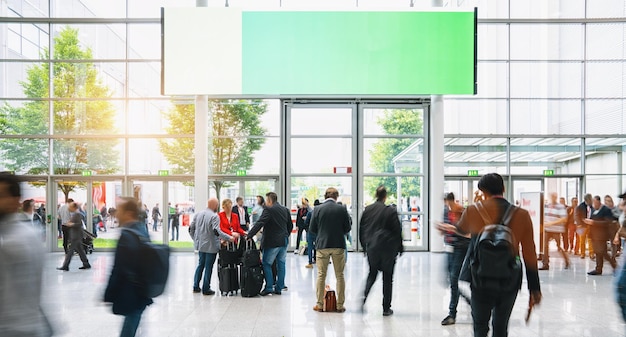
left=240, top=265, right=264, bottom=297
left=219, top=241, right=242, bottom=266
left=242, top=240, right=261, bottom=268
left=218, top=262, right=239, bottom=296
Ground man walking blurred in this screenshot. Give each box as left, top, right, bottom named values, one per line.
left=359, top=186, right=403, bottom=316
left=0, top=173, right=52, bottom=336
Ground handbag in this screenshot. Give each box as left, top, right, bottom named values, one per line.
left=323, top=285, right=337, bottom=312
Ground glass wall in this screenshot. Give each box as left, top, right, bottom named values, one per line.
left=446, top=0, right=626, bottom=202
left=1, top=0, right=626, bottom=252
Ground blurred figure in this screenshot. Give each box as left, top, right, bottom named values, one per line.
left=170, top=204, right=180, bottom=241
left=540, top=192, right=570, bottom=270
left=310, top=187, right=352, bottom=312
left=457, top=173, right=541, bottom=337
left=605, top=195, right=621, bottom=258
left=19, top=198, right=45, bottom=241
left=585, top=195, right=617, bottom=275
left=251, top=195, right=265, bottom=225
left=615, top=191, right=626, bottom=323
left=295, top=197, right=311, bottom=254
left=436, top=192, right=470, bottom=325
left=567, top=197, right=579, bottom=254
left=360, top=186, right=403, bottom=316
left=104, top=197, right=152, bottom=337
left=57, top=202, right=91, bottom=271
left=575, top=194, right=594, bottom=259
left=0, top=173, right=53, bottom=336
left=151, top=203, right=160, bottom=232
left=304, top=199, right=321, bottom=268
left=558, top=197, right=569, bottom=251
left=138, top=202, right=148, bottom=233
left=58, top=198, right=74, bottom=253
left=189, top=198, right=236, bottom=295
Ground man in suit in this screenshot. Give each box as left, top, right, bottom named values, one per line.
left=246, top=192, right=292, bottom=296
left=457, top=173, right=541, bottom=337
left=309, top=187, right=352, bottom=313
left=233, top=196, right=251, bottom=231
left=575, top=194, right=594, bottom=258
left=57, top=202, right=91, bottom=271
left=585, top=195, right=617, bottom=275
left=189, top=198, right=236, bottom=295
left=360, top=186, right=403, bottom=316
left=104, top=197, right=153, bottom=337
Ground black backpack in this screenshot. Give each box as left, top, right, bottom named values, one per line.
left=126, top=228, right=171, bottom=298
left=466, top=202, right=522, bottom=292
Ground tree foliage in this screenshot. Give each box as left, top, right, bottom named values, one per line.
left=0, top=27, right=118, bottom=202
left=160, top=100, right=267, bottom=198
left=365, top=109, right=424, bottom=203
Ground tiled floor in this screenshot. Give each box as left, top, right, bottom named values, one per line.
left=41, top=249, right=625, bottom=337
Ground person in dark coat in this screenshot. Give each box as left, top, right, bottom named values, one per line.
left=57, top=202, right=90, bottom=271
left=359, top=186, right=403, bottom=316
left=104, top=197, right=153, bottom=337
left=246, top=192, right=293, bottom=296
left=309, top=187, right=352, bottom=313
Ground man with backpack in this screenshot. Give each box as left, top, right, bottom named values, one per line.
left=458, top=173, right=542, bottom=337
left=105, top=197, right=160, bottom=337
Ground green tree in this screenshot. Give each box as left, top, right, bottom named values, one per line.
left=160, top=100, right=267, bottom=198
left=365, top=109, right=424, bottom=204
left=0, top=27, right=118, bottom=202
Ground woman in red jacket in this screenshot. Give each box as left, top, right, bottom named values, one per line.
left=219, top=199, right=247, bottom=241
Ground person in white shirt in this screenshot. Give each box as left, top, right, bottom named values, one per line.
left=540, top=192, right=570, bottom=270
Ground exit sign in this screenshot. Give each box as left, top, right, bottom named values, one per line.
left=158, top=170, right=169, bottom=176
left=467, top=170, right=479, bottom=177
left=543, top=169, right=555, bottom=176
left=81, top=170, right=92, bottom=176
left=236, top=169, right=247, bottom=176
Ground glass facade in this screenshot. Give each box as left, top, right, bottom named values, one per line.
left=1, top=0, right=625, bottom=252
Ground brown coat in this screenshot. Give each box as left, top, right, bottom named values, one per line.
left=457, top=197, right=541, bottom=291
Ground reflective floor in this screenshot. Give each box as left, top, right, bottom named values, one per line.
left=41, top=249, right=624, bottom=337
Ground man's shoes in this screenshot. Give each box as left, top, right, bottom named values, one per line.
left=383, top=309, right=394, bottom=316
left=260, top=290, right=273, bottom=296
left=193, top=287, right=201, bottom=293
left=587, top=270, right=602, bottom=276
left=565, top=262, right=570, bottom=269
left=273, top=290, right=282, bottom=295
left=581, top=255, right=586, bottom=259
left=79, top=264, right=91, bottom=270
left=313, top=305, right=324, bottom=312
left=305, top=264, right=313, bottom=268
left=283, top=286, right=288, bottom=291
left=202, top=289, right=216, bottom=295
left=294, top=250, right=299, bottom=255
left=56, top=267, right=69, bottom=271
left=441, top=315, right=455, bottom=325
left=336, top=307, right=346, bottom=313
left=539, top=265, right=549, bottom=270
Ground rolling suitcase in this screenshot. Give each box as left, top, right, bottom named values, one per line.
left=218, top=262, right=239, bottom=295
left=240, top=240, right=263, bottom=297
left=219, top=241, right=242, bottom=266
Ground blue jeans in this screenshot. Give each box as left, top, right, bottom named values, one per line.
left=152, top=219, right=158, bottom=231
left=120, top=308, right=144, bottom=337
left=447, top=244, right=469, bottom=317
left=262, top=240, right=287, bottom=292
left=194, top=252, right=217, bottom=293
left=307, top=232, right=317, bottom=264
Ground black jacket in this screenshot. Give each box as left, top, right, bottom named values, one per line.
left=104, top=221, right=153, bottom=315
left=309, top=199, right=351, bottom=249
left=359, top=201, right=403, bottom=255
left=247, top=202, right=292, bottom=249
left=232, top=205, right=250, bottom=225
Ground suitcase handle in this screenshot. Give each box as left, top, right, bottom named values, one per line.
left=245, top=239, right=257, bottom=251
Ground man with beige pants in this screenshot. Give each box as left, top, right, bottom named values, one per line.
left=309, top=187, right=352, bottom=312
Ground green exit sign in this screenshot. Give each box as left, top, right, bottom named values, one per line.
left=467, top=170, right=479, bottom=177
left=236, top=169, right=247, bottom=176
left=158, top=170, right=169, bottom=176
left=543, top=169, right=555, bottom=176
left=81, top=170, right=92, bottom=176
